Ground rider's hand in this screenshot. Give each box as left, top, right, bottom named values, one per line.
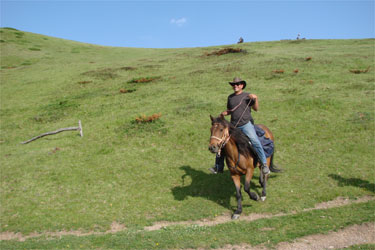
left=221, top=111, right=229, bottom=116
left=249, top=94, right=259, bottom=111
left=249, top=94, right=257, bottom=100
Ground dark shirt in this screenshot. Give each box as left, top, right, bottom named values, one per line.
left=227, top=92, right=254, bottom=127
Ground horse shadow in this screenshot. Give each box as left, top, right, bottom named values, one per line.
left=171, top=165, right=270, bottom=210
left=328, top=174, right=375, bottom=193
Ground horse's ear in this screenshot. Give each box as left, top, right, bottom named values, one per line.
left=220, top=114, right=225, bottom=120
left=210, top=115, right=214, bottom=122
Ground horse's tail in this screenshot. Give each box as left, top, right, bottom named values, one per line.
left=269, top=151, right=282, bottom=173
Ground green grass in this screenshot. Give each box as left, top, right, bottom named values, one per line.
left=0, top=28, right=374, bottom=248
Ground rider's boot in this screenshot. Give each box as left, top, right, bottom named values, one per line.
left=209, top=155, right=225, bottom=174
left=209, top=166, right=218, bottom=174
left=209, top=165, right=224, bottom=174
left=261, top=163, right=270, bottom=175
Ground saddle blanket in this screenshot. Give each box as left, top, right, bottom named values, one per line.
left=254, top=125, right=274, bottom=158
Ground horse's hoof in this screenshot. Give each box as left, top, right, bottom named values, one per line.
left=261, top=196, right=266, bottom=201
left=231, top=214, right=240, bottom=220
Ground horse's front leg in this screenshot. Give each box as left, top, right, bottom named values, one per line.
left=244, top=166, right=259, bottom=201
left=259, top=158, right=271, bottom=201
left=231, top=174, right=242, bottom=220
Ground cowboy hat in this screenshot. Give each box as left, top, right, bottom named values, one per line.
left=229, top=77, right=247, bottom=89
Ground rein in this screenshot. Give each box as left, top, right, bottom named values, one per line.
left=231, top=98, right=254, bottom=172
left=233, top=96, right=253, bottom=128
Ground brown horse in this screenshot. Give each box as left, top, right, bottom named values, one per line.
left=209, top=114, right=280, bottom=219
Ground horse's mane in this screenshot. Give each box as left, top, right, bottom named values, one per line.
left=212, top=116, right=257, bottom=159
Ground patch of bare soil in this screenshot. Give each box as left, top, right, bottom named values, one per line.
left=127, top=76, right=161, bottom=83
left=204, top=48, right=246, bottom=56
left=0, top=221, right=125, bottom=242
left=1, top=196, right=373, bottom=242
left=212, top=222, right=375, bottom=250
left=145, top=196, right=375, bottom=231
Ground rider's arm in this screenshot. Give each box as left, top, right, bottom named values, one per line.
left=249, top=94, right=259, bottom=111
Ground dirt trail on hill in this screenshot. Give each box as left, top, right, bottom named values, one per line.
left=0, top=196, right=374, bottom=243
left=144, top=195, right=374, bottom=231
left=210, top=222, right=375, bottom=250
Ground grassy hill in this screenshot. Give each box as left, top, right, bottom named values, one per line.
left=0, top=28, right=374, bottom=248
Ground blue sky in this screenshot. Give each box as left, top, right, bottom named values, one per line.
left=1, top=0, right=374, bottom=48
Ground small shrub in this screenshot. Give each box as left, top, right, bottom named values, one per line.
left=119, top=88, right=136, bottom=93
left=135, top=113, right=162, bottom=123
left=119, top=116, right=168, bottom=136
left=21, top=61, right=32, bottom=66
left=120, top=66, right=137, bottom=71
left=349, top=67, right=370, bottom=74
left=205, top=48, right=246, bottom=56
left=143, top=64, right=161, bottom=69
left=305, top=57, right=312, bottom=61
left=127, top=76, right=161, bottom=83
left=300, top=80, right=314, bottom=85
left=50, top=147, right=61, bottom=154
left=29, top=47, right=41, bottom=51
left=78, top=81, right=92, bottom=84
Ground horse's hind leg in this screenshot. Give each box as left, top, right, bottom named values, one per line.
left=231, top=174, right=242, bottom=220
left=244, top=167, right=259, bottom=201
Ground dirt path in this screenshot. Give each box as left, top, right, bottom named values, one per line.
left=144, top=195, right=375, bottom=231
left=1, top=195, right=374, bottom=244
left=0, top=221, right=126, bottom=242
left=212, top=222, right=375, bottom=250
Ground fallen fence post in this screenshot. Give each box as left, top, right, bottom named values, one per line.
left=21, top=120, right=83, bottom=144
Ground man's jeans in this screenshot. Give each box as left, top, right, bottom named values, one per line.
left=215, top=122, right=267, bottom=171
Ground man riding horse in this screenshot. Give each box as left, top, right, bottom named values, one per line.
left=209, top=77, right=270, bottom=175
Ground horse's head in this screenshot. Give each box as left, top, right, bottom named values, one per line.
left=208, top=114, right=230, bottom=154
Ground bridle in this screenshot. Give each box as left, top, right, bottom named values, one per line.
left=210, top=125, right=230, bottom=156
left=210, top=124, right=242, bottom=173
left=210, top=121, right=247, bottom=173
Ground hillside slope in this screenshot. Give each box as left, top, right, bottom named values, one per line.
left=1, top=28, right=374, bottom=236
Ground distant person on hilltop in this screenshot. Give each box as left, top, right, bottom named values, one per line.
left=237, top=37, right=244, bottom=44
left=209, top=77, right=270, bottom=176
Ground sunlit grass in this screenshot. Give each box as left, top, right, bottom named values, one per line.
left=0, top=28, right=374, bottom=248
